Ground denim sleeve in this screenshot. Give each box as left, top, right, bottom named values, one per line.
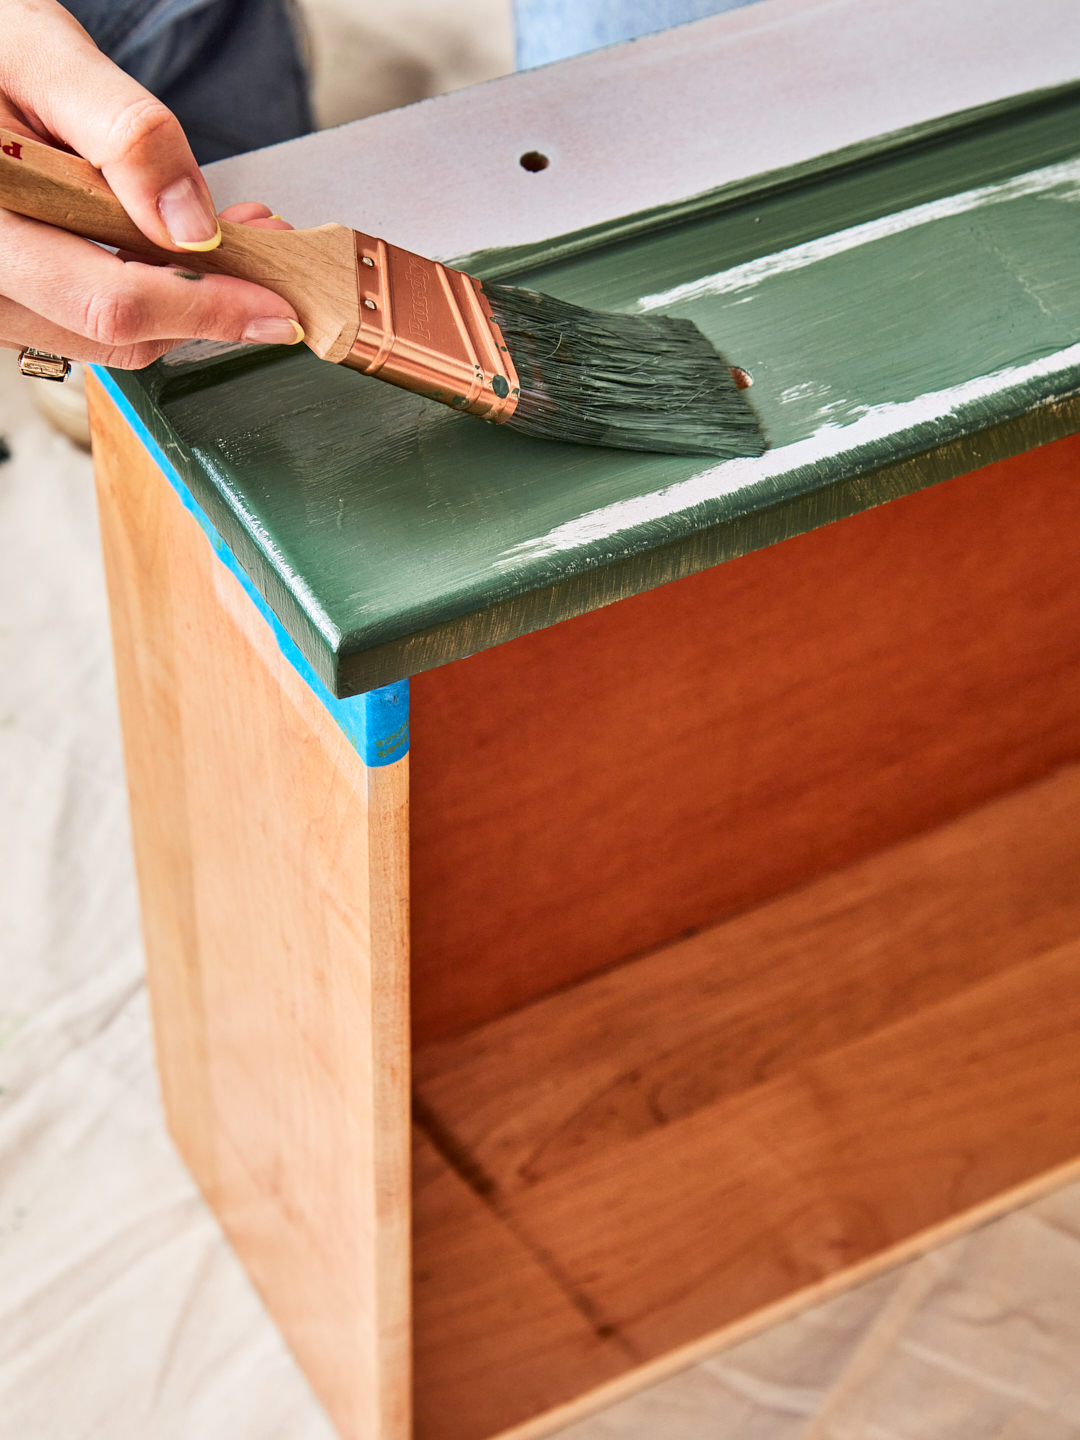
left=511, top=0, right=765, bottom=69
left=61, top=0, right=313, bottom=161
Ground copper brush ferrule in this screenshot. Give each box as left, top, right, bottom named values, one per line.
left=341, top=234, right=521, bottom=423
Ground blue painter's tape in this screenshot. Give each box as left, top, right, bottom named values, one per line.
left=91, top=366, right=408, bottom=767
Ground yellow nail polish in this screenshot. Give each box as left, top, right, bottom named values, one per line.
left=175, top=223, right=223, bottom=252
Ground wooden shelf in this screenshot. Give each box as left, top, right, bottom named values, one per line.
left=412, top=766, right=1080, bottom=1439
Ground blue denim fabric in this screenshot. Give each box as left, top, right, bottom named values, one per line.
left=512, top=0, right=765, bottom=69
left=62, top=0, right=312, bottom=161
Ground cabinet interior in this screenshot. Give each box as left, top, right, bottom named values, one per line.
left=408, top=436, right=1080, bottom=1440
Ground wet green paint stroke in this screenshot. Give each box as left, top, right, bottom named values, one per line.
left=638, top=156, right=1080, bottom=444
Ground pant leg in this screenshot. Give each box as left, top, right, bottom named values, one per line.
left=512, top=0, right=765, bottom=70
left=62, top=0, right=313, bottom=162
left=154, top=0, right=314, bottom=161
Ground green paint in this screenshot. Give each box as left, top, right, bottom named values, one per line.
left=111, top=83, right=1080, bottom=698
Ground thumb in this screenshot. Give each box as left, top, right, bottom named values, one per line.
left=2, top=1, right=221, bottom=253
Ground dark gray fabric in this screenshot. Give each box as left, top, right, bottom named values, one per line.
left=64, top=0, right=218, bottom=92
left=62, top=0, right=313, bottom=161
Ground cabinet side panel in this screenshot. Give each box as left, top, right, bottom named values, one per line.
left=88, top=377, right=411, bottom=1440
left=411, top=434, right=1080, bottom=1041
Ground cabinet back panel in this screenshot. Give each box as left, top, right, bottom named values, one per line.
left=411, top=433, right=1080, bottom=1043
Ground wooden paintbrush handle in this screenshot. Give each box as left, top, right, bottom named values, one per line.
left=0, top=128, right=360, bottom=361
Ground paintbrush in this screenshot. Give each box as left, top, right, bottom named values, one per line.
left=0, top=129, right=765, bottom=458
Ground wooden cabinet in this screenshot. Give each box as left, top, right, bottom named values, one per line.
left=86, top=18, right=1080, bottom=1440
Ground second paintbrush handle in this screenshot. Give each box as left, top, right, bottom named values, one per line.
left=0, top=127, right=361, bottom=361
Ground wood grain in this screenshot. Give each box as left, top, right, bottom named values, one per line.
left=410, top=433, right=1080, bottom=1042
left=413, top=1129, right=631, bottom=1440
left=414, top=766, right=1080, bottom=1196
left=467, top=1162, right=1080, bottom=1440
left=88, top=376, right=411, bottom=1440
left=501, top=937, right=1080, bottom=1362
left=414, top=767, right=1080, bottom=1420
left=0, top=129, right=360, bottom=360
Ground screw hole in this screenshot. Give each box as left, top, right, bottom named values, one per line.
left=730, top=367, right=753, bottom=390
left=519, top=150, right=550, bottom=172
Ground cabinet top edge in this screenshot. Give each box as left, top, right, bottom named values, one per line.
left=110, top=77, right=1080, bottom=696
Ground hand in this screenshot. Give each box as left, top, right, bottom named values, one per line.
left=0, top=0, right=304, bottom=368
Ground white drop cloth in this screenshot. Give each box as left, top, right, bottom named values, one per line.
left=0, top=349, right=1078, bottom=1439
left=0, top=356, right=336, bottom=1440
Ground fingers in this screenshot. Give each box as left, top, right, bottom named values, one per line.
left=0, top=0, right=218, bottom=253
left=0, top=209, right=304, bottom=366
left=114, top=202, right=295, bottom=260
left=0, top=3, right=304, bottom=368
left=0, top=295, right=176, bottom=370
left=219, top=203, right=293, bottom=230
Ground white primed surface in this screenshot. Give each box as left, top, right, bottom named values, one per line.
left=208, top=0, right=1080, bottom=260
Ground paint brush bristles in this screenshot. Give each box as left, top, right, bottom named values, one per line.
left=483, top=283, right=767, bottom=458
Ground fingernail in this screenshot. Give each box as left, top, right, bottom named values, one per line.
left=241, top=317, right=305, bottom=346
left=157, top=176, right=221, bottom=250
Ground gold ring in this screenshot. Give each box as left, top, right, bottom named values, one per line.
left=19, top=348, right=71, bottom=382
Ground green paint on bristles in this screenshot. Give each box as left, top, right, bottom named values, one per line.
left=483, top=282, right=766, bottom=458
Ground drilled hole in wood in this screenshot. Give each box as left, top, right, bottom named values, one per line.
left=520, top=151, right=550, bottom=172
